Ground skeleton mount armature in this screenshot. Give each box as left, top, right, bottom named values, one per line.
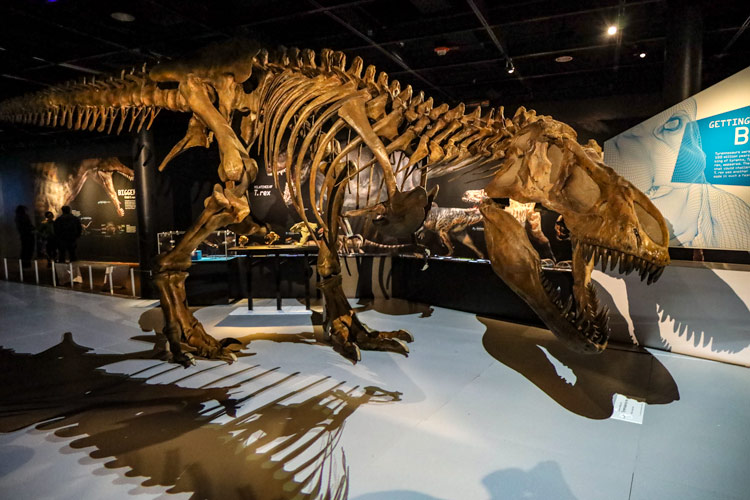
left=0, top=39, right=670, bottom=365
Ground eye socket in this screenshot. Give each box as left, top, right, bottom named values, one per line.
left=662, top=117, right=682, bottom=131
left=562, top=166, right=601, bottom=211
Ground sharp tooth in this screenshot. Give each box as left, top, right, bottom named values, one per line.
left=624, top=255, right=635, bottom=275
left=652, top=266, right=665, bottom=283
left=599, top=249, right=608, bottom=271
left=618, top=253, right=629, bottom=274
left=646, top=265, right=660, bottom=285
left=584, top=243, right=594, bottom=262
left=609, top=251, right=620, bottom=271
left=563, top=296, right=574, bottom=314
left=639, top=265, right=649, bottom=281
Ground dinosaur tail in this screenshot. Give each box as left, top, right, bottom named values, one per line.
left=0, top=68, right=187, bottom=135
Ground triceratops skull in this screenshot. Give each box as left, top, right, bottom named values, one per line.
left=481, top=110, right=669, bottom=353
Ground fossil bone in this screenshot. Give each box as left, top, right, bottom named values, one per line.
left=0, top=40, right=669, bottom=363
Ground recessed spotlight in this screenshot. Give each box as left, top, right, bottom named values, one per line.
left=607, top=25, right=618, bottom=36
left=555, top=55, right=573, bottom=63
left=639, top=52, right=647, bottom=58
left=111, top=12, right=135, bottom=22
left=434, top=46, right=451, bottom=56
left=507, top=65, right=515, bottom=74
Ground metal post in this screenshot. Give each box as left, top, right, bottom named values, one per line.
left=246, top=255, right=253, bottom=311
left=18, top=259, right=24, bottom=282
left=109, top=267, right=114, bottom=295
left=51, top=262, right=56, bottom=287
left=3, top=258, right=7, bottom=280
left=88, top=265, right=94, bottom=290
left=130, top=267, right=136, bottom=297
left=275, top=251, right=282, bottom=311
left=69, top=263, right=74, bottom=289
left=34, top=260, right=39, bottom=284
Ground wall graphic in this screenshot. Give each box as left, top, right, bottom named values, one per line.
left=32, top=157, right=136, bottom=235
left=604, top=67, right=750, bottom=251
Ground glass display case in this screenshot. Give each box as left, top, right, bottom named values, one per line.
left=157, top=230, right=237, bottom=259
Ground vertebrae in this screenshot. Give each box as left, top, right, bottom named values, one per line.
left=0, top=67, right=185, bottom=134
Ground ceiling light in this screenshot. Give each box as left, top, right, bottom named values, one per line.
left=555, top=55, right=573, bottom=63
left=434, top=46, right=451, bottom=56
left=111, top=12, right=135, bottom=22
left=607, top=25, right=618, bottom=36
left=507, top=65, right=515, bottom=74
left=639, top=52, right=647, bottom=58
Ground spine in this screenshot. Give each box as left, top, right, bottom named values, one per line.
left=0, top=69, right=189, bottom=134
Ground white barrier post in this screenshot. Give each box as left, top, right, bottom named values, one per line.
left=130, top=268, right=136, bottom=297
left=3, top=258, right=7, bottom=280
left=51, top=262, right=56, bottom=287
left=69, top=263, right=74, bottom=289
left=88, top=265, right=94, bottom=290
left=18, top=259, right=24, bottom=282
left=109, top=267, right=114, bottom=295
left=34, top=260, right=39, bottom=284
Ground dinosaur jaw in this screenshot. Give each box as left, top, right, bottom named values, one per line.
left=480, top=200, right=608, bottom=353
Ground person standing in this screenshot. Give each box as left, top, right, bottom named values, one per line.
left=14, top=205, right=35, bottom=268
left=54, top=205, right=82, bottom=263
left=37, top=211, right=57, bottom=267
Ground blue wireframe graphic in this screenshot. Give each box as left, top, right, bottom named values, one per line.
left=604, top=98, right=750, bottom=251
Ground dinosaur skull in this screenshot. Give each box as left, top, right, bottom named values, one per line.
left=481, top=113, right=669, bottom=353
left=345, top=185, right=438, bottom=240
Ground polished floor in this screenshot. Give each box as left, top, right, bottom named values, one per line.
left=0, top=280, right=748, bottom=500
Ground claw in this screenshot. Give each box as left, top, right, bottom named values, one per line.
left=174, top=352, right=196, bottom=368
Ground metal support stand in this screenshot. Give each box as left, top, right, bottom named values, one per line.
left=88, top=265, right=94, bottom=290
left=245, top=256, right=253, bottom=311
left=69, top=263, right=74, bottom=289
left=130, top=268, right=136, bottom=297
left=34, top=261, right=39, bottom=284
left=18, top=259, right=23, bottom=282
left=51, top=262, right=56, bottom=287
left=275, top=251, right=282, bottom=310
left=3, top=258, right=7, bottom=280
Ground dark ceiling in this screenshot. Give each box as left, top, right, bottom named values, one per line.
left=0, top=0, right=748, bottom=147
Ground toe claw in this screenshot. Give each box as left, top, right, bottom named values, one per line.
left=396, top=330, right=414, bottom=343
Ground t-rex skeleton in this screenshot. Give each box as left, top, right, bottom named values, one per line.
left=0, top=39, right=670, bottom=366
left=32, top=157, right=134, bottom=217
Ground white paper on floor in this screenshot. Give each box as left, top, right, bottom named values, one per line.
left=610, top=393, right=646, bottom=424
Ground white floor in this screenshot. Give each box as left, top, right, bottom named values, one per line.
left=0, top=280, right=748, bottom=500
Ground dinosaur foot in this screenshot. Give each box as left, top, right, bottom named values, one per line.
left=178, top=322, right=240, bottom=365
left=330, top=314, right=414, bottom=363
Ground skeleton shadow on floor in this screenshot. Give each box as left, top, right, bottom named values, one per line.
left=480, top=317, right=680, bottom=420
left=0, top=332, right=402, bottom=499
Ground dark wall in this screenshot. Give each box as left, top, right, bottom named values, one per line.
left=0, top=135, right=175, bottom=262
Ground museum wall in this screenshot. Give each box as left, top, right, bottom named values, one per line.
left=0, top=135, right=174, bottom=262
left=604, top=67, right=750, bottom=251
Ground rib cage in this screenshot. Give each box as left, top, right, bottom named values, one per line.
left=0, top=40, right=546, bottom=235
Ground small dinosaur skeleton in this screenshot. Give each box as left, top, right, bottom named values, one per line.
left=419, top=204, right=485, bottom=258
left=0, top=39, right=670, bottom=365
left=32, top=157, right=134, bottom=217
